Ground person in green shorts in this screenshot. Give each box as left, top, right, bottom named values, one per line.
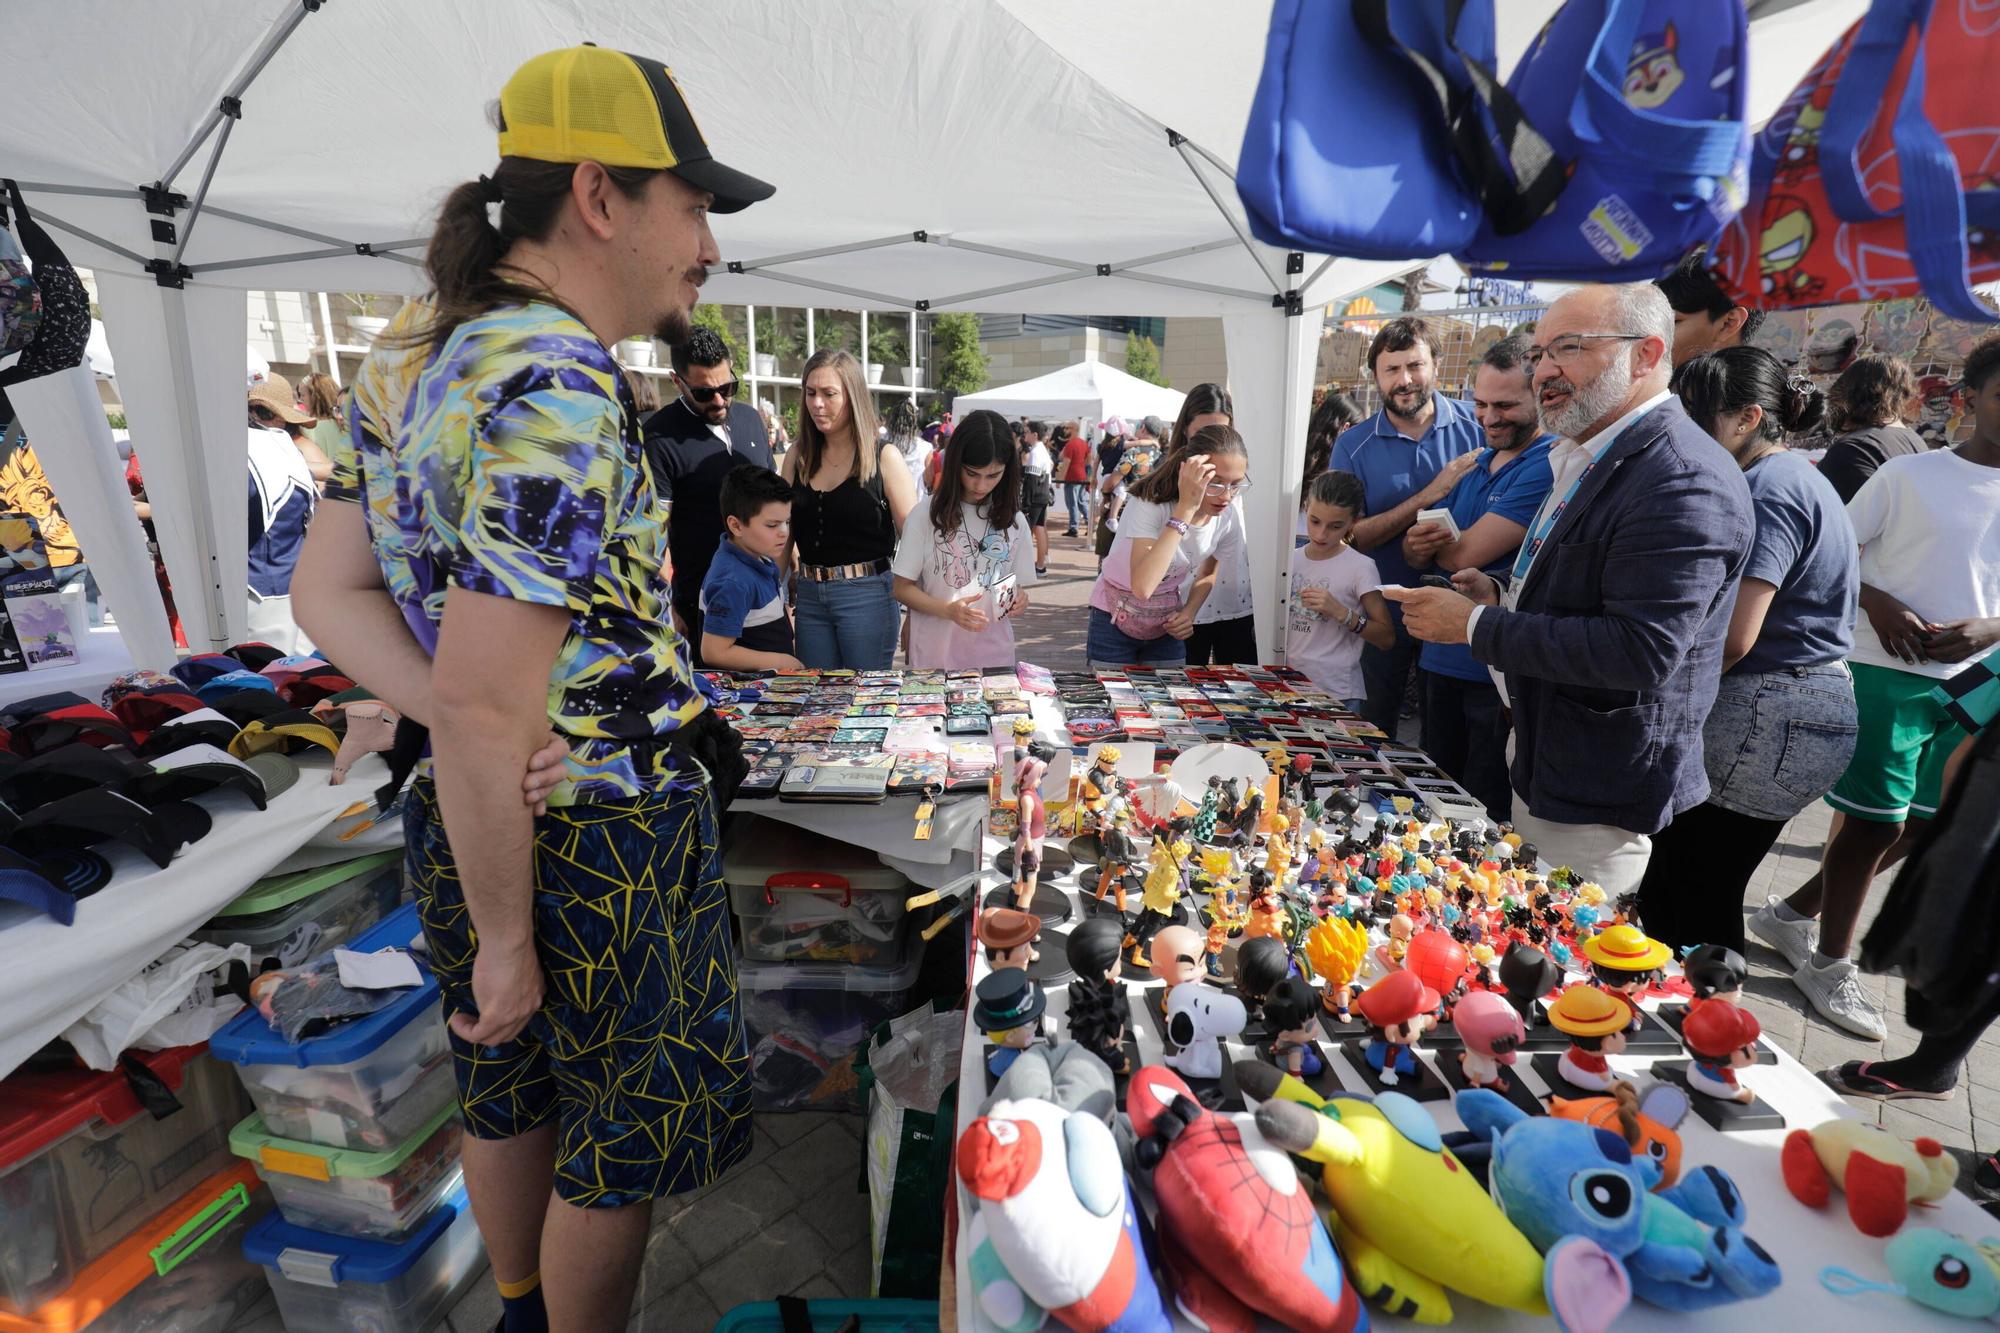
left=292, top=44, right=773, bottom=1333
left=1751, top=334, right=2000, bottom=1041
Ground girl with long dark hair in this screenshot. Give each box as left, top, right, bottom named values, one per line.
left=1299, top=392, right=1362, bottom=544
left=1637, top=345, right=1858, bottom=957
left=1169, top=384, right=1259, bottom=665
left=891, top=410, right=1035, bottom=668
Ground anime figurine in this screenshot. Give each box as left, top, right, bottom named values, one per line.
left=1353, top=969, right=1438, bottom=1087
left=978, top=906, right=1040, bottom=970
left=1303, top=916, right=1369, bottom=1022
left=1262, top=974, right=1325, bottom=1078
left=1677, top=999, right=1760, bottom=1105
left=1580, top=924, right=1672, bottom=1032
left=1547, top=986, right=1630, bottom=1092
left=1782, top=1118, right=1958, bottom=1237
left=1453, top=990, right=1526, bottom=1092
left=1190, top=773, right=1226, bottom=844
left=1234, top=935, right=1294, bottom=1016
left=1822, top=1228, right=2000, bottom=1322
left=1375, top=912, right=1415, bottom=971
left=1064, top=917, right=1131, bottom=1077
left=1222, top=785, right=1265, bottom=847
left=1245, top=1066, right=1569, bottom=1325
left=1010, top=724, right=1056, bottom=911
left=1076, top=744, right=1125, bottom=834
left=1148, top=924, right=1206, bottom=993
left=1264, top=815, right=1295, bottom=883
left=1681, top=943, right=1747, bottom=1004
left=1126, top=833, right=1190, bottom=967
left=1163, top=982, right=1247, bottom=1081
left=1242, top=868, right=1286, bottom=943
left=1404, top=929, right=1471, bottom=1016
left=1550, top=1079, right=1691, bottom=1191
left=958, top=1095, right=1172, bottom=1333
left=1092, top=805, right=1139, bottom=914
left=1124, top=1066, right=1365, bottom=1332
left=975, top=968, right=1046, bottom=1079
left=1202, top=917, right=1229, bottom=978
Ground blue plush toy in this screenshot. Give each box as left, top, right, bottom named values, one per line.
left=1456, top=1088, right=1784, bottom=1312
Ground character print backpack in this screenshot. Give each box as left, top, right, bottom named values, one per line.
left=1708, top=0, right=2000, bottom=322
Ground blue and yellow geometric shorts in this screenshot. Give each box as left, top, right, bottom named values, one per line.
left=405, top=777, right=752, bottom=1208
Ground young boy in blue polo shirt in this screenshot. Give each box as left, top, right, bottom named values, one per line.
left=701, top=464, right=800, bottom=671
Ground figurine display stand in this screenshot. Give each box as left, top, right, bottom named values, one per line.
left=1217, top=1048, right=1327, bottom=1106
left=1530, top=1052, right=1619, bottom=1102
left=1511, top=1002, right=1573, bottom=1053
left=1066, top=832, right=1104, bottom=867
left=993, top=842, right=1074, bottom=881
left=1616, top=1006, right=1686, bottom=1054
left=1652, top=1061, right=1786, bottom=1132
left=983, top=882, right=1073, bottom=927
left=1316, top=1007, right=1371, bottom=1046
left=1026, top=928, right=1074, bottom=986
left=1261, top=1040, right=1345, bottom=1100
left=1437, top=1047, right=1546, bottom=1117
left=1340, top=1040, right=1449, bottom=1102
left=1659, top=1003, right=1779, bottom=1065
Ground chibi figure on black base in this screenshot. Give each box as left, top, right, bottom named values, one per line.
left=978, top=906, right=1040, bottom=970
left=1352, top=969, right=1439, bottom=1090
left=1261, top=974, right=1326, bottom=1079
left=1234, top=935, right=1294, bottom=1019
left=1580, top=924, right=1673, bottom=1032
left=1680, top=999, right=1762, bottom=1104
left=1063, top=917, right=1130, bottom=1076
left=976, top=967, right=1047, bottom=1080
left=1543, top=986, right=1630, bottom=1093
left=1452, top=990, right=1526, bottom=1091
left=1683, top=943, right=1748, bottom=1005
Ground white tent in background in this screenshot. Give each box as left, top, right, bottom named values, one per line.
left=953, top=358, right=1187, bottom=431
left=0, top=0, right=1869, bottom=666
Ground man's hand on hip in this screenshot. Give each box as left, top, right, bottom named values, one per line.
left=1379, top=584, right=1476, bottom=644
left=449, top=936, right=545, bottom=1047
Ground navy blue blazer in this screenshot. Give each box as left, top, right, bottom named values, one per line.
left=1470, top=398, right=1754, bottom=835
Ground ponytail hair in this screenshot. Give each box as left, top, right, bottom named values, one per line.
left=401, top=109, right=661, bottom=349
left=1674, top=344, right=1825, bottom=443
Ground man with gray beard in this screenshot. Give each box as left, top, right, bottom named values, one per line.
left=1384, top=284, right=1753, bottom=895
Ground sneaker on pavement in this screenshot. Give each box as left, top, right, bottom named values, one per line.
left=1748, top=894, right=1816, bottom=971
left=1795, top=955, right=1888, bottom=1041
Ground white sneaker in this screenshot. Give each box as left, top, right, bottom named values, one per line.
left=1748, top=895, right=1817, bottom=971
left=1795, top=955, right=1888, bottom=1041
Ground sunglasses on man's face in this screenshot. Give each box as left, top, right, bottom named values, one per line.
left=682, top=378, right=739, bottom=402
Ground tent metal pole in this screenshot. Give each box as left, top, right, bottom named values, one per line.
left=1298, top=255, right=1338, bottom=299
left=927, top=236, right=1094, bottom=272
left=930, top=271, right=1089, bottom=307
left=1111, top=237, right=1240, bottom=271
left=158, top=291, right=229, bottom=649
left=1169, top=134, right=1286, bottom=296
left=170, top=115, right=236, bottom=266
left=745, top=272, right=915, bottom=309
left=28, top=210, right=149, bottom=267
left=316, top=291, right=341, bottom=385
left=159, top=0, right=317, bottom=189
left=1112, top=269, right=1271, bottom=304
left=729, top=233, right=912, bottom=271
left=190, top=245, right=421, bottom=275
left=9, top=181, right=139, bottom=200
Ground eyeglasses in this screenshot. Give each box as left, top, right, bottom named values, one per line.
left=1524, top=333, right=1646, bottom=369
left=1204, top=478, right=1252, bottom=496
left=683, top=379, right=739, bottom=402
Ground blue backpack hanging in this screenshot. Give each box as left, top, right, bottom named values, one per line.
left=1237, top=0, right=1567, bottom=260
left=1457, top=0, right=1750, bottom=280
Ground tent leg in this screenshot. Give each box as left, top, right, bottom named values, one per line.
left=159, top=290, right=229, bottom=650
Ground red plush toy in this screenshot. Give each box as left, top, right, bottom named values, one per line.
left=1125, top=1065, right=1364, bottom=1333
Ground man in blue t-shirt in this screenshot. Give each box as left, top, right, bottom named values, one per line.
left=1403, top=336, right=1555, bottom=820
left=1329, top=317, right=1485, bottom=735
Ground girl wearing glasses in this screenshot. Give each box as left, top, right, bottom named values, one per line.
left=892, top=410, right=1036, bottom=669
left=1086, top=422, right=1249, bottom=669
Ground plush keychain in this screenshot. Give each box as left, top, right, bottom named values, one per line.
left=1822, top=1228, right=2000, bottom=1320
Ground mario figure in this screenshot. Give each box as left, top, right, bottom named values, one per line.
left=1680, top=999, right=1763, bottom=1105
left=1353, top=970, right=1438, bottom=1087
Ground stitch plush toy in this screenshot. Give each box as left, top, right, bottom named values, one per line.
left=1125, top=1065, right=1363, bottom=1333
left=1782, top=1118, right=1959, bottom=1237
left=1456, top=1088, right=1783, bottom=1313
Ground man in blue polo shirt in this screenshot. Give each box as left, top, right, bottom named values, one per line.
left=1329, top=317, right=1485, bottom=735
left=1402, top=335, right=1555, bottom=820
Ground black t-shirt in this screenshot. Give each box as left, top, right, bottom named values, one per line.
left=1097, top=439, right=1125, bottom=475
left=1816, top=424, right=1927, bottom=504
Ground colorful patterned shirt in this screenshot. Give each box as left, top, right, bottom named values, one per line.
left=332, top=299, right=703, bottom=805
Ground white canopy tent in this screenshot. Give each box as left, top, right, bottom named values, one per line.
left=0, top=0, right=1868, bottom=666
left=953, top=358, right=1188, bottom=430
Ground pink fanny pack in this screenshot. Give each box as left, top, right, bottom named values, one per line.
left=1109, top=582, right=1184, bottom=641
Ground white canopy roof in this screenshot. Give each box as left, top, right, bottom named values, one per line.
left=0, top=0, right=1871, bottom=669
left=954, top=358, right=1187, bottom=428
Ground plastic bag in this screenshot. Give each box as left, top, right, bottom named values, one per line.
left=857, top=1003, right=962, bottom=1298
left=61, top=940, right=251, bottom=1070
left=250, top=955, right=409, bottom=1043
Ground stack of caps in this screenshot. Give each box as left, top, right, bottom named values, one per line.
left=0, top=642, right=390, bottom=928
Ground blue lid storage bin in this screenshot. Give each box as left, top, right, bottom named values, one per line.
left=209, top=904, right=455, bottom=1152
left=241, top=1181, right=483, bottom=1333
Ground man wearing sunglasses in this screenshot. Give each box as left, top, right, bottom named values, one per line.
left=643, top=324, right=774, bottom=661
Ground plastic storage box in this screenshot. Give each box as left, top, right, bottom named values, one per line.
left=0, top=1162, right=271, bottom=1333
left=209, top=903, right=456, bottom=1152
left=189, top=850, right=403, bottom=973
left=0, top=1046, right=248, bottom=1317
left=740, top=955, right=921, bottom=1113
left=724, top=816, right=912, bottom=966
left=242, top=1180, right=484, bottom=1333
left=230, top=1098, right=462, bottom=1241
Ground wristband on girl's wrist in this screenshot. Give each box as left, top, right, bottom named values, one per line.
left=1163, top=516, right=1190, bottom=535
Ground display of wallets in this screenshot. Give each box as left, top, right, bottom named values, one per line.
left=737, top=751, right=793, bottom=798
left=945, top=714, right=992, bottom=735
left=780, top=753, right=894, bottom=802
left=889, top=754, right=946, bottom=792
left=830, top=726, right=888, bottom=745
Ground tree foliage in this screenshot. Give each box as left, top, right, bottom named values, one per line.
left=932, top=311, right=988, bottom=399
left=1125, top=334, right=1169, bottom=387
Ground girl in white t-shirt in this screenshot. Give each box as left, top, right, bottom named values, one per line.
left=1087, top=423, right=1249, bottom=668
left=892, top=410, right=1036, bottom=669
left=1289, top=470, right=1394, bottom=704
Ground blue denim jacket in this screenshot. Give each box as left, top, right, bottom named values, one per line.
left=1471, top=400, right=1754, bottom=835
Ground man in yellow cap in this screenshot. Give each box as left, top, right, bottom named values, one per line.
left=292, top=43, right=772, bottom=1333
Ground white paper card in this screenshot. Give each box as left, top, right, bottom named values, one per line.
left=1416, top=508, right=1462, bottom=541
left=334, top=947, right=423, bottom=990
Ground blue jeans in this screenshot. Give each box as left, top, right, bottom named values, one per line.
left=1063, top=482, right=1088, bottom=529
left=794, top=570, right=899, bottom=670
left=1702, top=662, right=1858, bottom=820
left=1086, top=605, right=1187, bottom=669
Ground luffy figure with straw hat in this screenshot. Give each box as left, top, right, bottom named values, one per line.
left=1581, top=923, right=1672, bottom=1033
